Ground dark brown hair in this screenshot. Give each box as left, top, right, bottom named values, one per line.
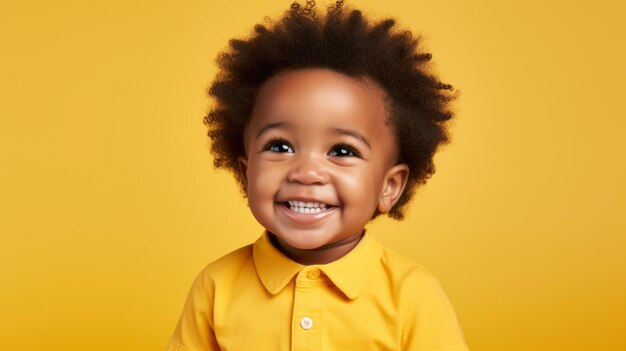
left=205, top=0, right=456, bottom=219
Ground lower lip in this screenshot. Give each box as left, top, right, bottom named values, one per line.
left=276, top=203, right=337, bottom=224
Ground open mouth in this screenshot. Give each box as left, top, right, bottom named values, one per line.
left=284, top=200, right=332, bottom=214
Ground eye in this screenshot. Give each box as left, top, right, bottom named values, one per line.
left=329, top=144, right=360, bottom=157
left=264, top=138, right=294, bottom=153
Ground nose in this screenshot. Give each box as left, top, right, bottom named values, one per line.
left=287, top=153, right=329, bottom=185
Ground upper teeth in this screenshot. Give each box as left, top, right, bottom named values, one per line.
left=288, top=200, right=327, bottom=209
left=287, top=200, right=328, bottom=214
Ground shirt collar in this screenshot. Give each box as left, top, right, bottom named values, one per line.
left=252, top=231, right=381, bottom=300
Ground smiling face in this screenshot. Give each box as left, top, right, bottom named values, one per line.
left=239, top=68, right=409, bottom=264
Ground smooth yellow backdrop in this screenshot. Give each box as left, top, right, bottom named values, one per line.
left=1, top=0, right=624, bottom=350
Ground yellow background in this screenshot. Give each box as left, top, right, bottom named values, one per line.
left=1, top=0, right=624, bottom=350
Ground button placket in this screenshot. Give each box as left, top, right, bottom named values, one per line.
left=291, top=269, right=323, bottom=350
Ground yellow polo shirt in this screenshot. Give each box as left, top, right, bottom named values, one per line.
left=166, top=232, right=469, bottom=350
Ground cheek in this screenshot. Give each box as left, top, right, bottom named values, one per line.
left=245, top=165, right=277, bottom=224
left=335, top=168, right=382, bottom=206
left=246, top=161, right=282, bottom=200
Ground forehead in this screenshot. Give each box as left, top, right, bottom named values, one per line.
left=249, top=68, right=390, bottom=131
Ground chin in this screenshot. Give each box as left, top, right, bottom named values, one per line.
left=274, top=230, right=332, bottom=251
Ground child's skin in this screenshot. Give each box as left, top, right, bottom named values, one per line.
left=238, top=68, right=409, bottom=265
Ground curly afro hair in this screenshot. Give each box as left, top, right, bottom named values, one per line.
left=205, top=0, right=456, bottom=220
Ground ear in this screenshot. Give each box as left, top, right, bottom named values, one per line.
left=238, top=156, right=249, bottom=190
left=377, top=164, right=409, bottom=214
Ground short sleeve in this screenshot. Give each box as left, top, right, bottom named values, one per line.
left=402, top=276, right=469, bottom=351
left=166, top=269, right=220, bottom=351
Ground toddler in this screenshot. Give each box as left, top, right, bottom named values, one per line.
left=167, top=1, right=468, bottom=350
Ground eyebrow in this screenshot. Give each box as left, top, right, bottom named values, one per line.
left=254, top=123, right=371, bottom=149
left=255, top=122, right=291, bottom=139
left=332, top=128, right=371, bottom=149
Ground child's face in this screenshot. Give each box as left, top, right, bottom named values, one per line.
left=239, top=68, right=408, bottom=260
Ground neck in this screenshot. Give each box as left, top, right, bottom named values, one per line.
left=269, top=231, right=364, bottom=265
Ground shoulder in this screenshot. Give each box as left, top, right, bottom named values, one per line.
left=373, top=242, right=450, bottom=306
left=377, top=243, right=438, bottom=287
left=372, top=241, right=469, bottom=350
left=196, top=244, right=255, bottom=287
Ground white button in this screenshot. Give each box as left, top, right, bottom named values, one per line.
left=300, top=317, right=313, bottom=330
